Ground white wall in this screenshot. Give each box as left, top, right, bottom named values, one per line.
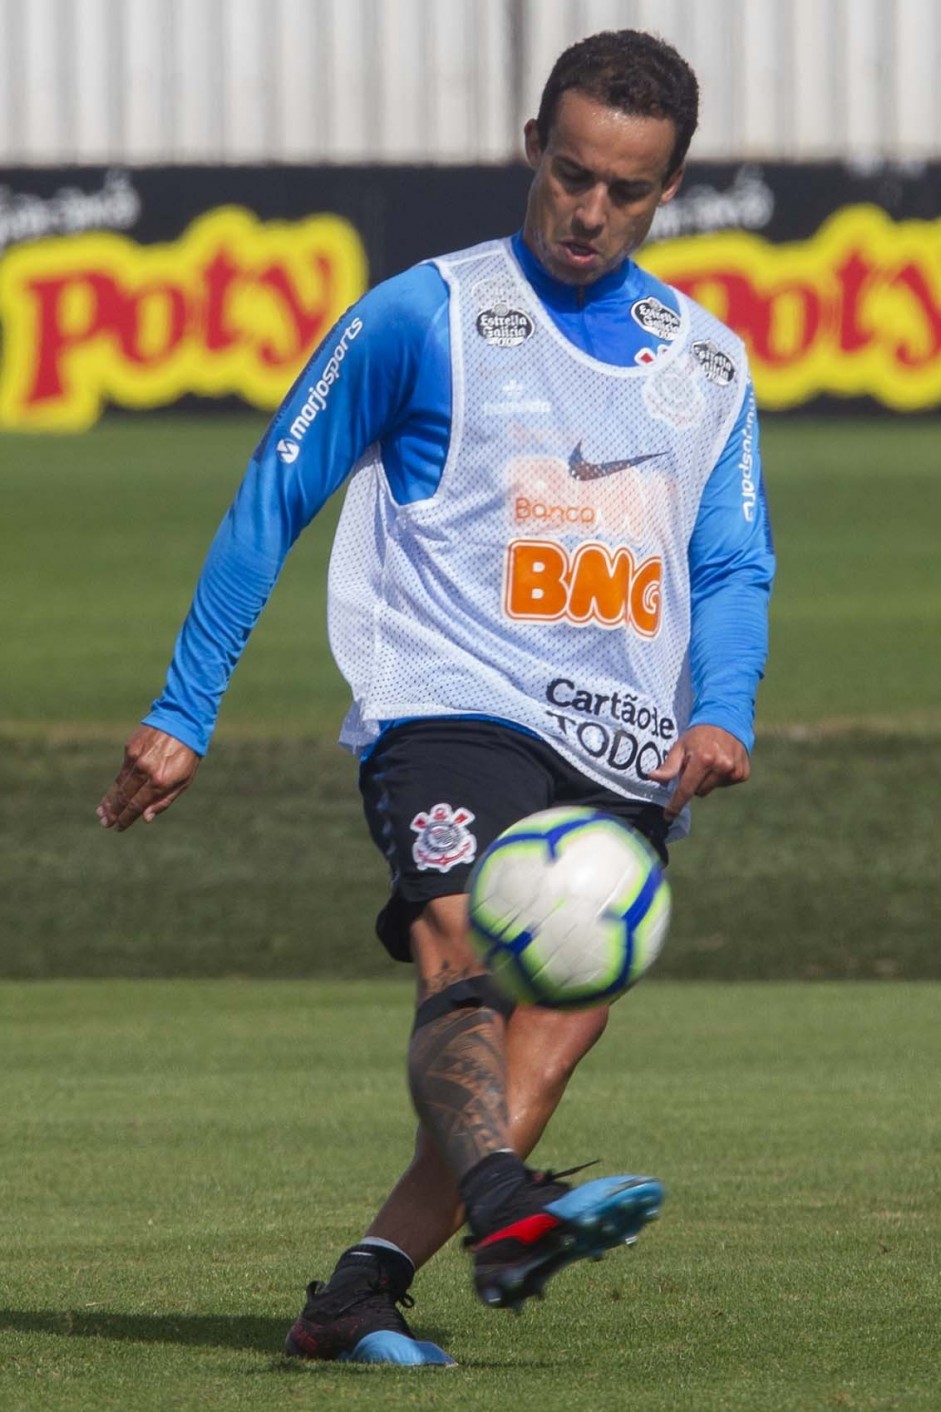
left=0, top=0, right=938, bottom=165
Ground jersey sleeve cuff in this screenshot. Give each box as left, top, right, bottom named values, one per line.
left=141, top=709, right=210, bottom=757
left=687, top=709, right=755, bottom=755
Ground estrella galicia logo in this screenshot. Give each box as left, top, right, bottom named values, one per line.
left=476, top=304, right=535, bottom=348
left=692, top=340, right=736, bottom=386
left=630, top=296, right=681, bottom=341
left=276, top=438, right=299, bottom=464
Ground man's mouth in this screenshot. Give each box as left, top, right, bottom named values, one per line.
left=560, top=239, right=599, bottom=264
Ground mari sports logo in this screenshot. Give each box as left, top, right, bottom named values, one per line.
left=410, top=803, right=478, bottom=872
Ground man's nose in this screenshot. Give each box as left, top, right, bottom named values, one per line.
left=573, top=185, right=607, bottom=233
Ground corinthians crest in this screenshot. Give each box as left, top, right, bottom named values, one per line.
left=410, top=802, right=478, bottom=872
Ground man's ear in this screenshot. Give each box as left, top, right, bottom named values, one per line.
left=659, top=164, right=685, bottom=207
left=523, top=119, right=542, bottom=170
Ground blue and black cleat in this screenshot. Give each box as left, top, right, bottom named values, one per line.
left=468, top=1170, right=665, bottom=1312
left=284, top=1262, right=455, bottom=1366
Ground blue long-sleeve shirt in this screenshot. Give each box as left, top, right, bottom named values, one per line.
left=145, top=233, right=774, bottom=755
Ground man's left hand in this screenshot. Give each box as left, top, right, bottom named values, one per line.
left=648, top=724, right=750, bottom=821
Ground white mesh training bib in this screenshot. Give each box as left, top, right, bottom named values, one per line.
left=328, top=239, right=746, bottom=821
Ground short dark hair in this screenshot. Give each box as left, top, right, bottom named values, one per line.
left=536, top=30, right=700, bottom=176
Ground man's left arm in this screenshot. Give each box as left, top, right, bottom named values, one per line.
left=650, top=379, right=776, bottom=818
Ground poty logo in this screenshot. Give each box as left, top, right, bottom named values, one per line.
left=286, top=316, right=364, bottom=445
left=0, top=205, right=369, bottom=431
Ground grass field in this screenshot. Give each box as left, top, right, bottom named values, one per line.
left=2, top=728, right=939, bottom=980
left=2, top=414, right=941, bottom=1407
left=3, top=980, right=940, bottom=1412
left=2, top=414, right=941, bottom=978
left=4, top=415, right=941, bottom=736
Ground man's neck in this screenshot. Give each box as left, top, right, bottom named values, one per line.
left=511, top=231, right=634, bottom=307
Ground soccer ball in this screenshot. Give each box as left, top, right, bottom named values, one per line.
left=467, top=807, right=670, bottom=1011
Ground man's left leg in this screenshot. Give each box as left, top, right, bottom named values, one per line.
left=286, top=900, right=601, bottom=1364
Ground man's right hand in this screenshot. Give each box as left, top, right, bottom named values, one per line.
left=97, top=726, right=202, bottom=832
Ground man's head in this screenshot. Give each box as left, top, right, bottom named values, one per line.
left=535, top=30, right=699, bottom=178
left=522, top=30, right=699, bottom=286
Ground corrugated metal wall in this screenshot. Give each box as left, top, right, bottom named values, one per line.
left=0, top=0, right=939, bottom=165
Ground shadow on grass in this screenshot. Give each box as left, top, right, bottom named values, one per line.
left=0, top=1307, right=457, bottom=1361
left=1, top=1308, right=288, bottom=1351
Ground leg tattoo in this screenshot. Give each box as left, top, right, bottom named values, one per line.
left=407, top=1006, right=508, bottom=1180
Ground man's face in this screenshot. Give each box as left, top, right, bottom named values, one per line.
left=522, top=90, right=685, bottom=286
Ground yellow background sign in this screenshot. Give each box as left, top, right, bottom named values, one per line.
left=0, top=206, right=368, bottom=431
left=2, top=200, right=939, bottom=428
left=643, top=205, right=941, bottom=412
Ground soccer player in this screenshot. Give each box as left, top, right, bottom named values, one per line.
left=99, top=30, right=774, bottom=1366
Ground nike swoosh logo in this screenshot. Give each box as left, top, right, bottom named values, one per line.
left=568, top=442, right=665, bottom=481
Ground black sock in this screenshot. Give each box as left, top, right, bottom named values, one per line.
left=459, top=1150, right=529, bottom=1239
left=329, top=1243, right=414, bottom=1298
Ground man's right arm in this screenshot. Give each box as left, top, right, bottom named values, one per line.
left=97, top=264, right=449, bottom=830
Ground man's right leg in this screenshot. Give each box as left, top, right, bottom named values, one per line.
left=363, top=997, right=612, bottom=1269
left=403, top=895, right=663, bottom=1312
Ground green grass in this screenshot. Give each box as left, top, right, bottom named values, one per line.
left=2, top=979, right=939, bottom=1411
left=3, top=415, right=941, bottom=735
left=2, top=417, right=340, bottom=735
left=762, top=419, right=941, bottom=726
left=2, top=728, right=939, bottom=979
left=2, top=414, right=940, bottom=979
left=2, top=417, right=940, bottom=1408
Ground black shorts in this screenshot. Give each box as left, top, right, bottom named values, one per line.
left=359, top=717, right=670, bottom=962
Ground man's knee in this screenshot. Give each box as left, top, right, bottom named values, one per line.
left=508, top=1004, right=610, bottom=1087
left=412, top=975, right=516, bottom=1033
left=409, top=893, right=484, bottom=1003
